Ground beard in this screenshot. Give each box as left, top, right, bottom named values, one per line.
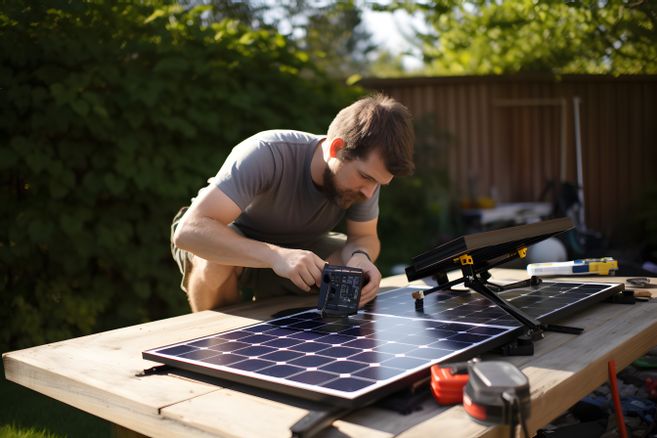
left=322, top=166, right=367, bottom=209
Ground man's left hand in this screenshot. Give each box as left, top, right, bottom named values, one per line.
left=347, top=252, right=381, bottom=307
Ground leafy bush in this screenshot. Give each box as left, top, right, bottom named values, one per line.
left=0, top=1, right=358, bottom=350
left=377, top=113, right=456, bottom=275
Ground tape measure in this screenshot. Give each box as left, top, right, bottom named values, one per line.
left=431, top=360, right=531, bottom=435
left=527, top=257, right=618, bottom=276
left=463, top=361, right=530, bottom=427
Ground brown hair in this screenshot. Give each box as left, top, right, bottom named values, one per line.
left=327, top=93, right=415, bottom=176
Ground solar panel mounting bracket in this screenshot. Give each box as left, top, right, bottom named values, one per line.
left=459, top=260, right=546, bottom=340
left=412, top=251, right=584, bottom=339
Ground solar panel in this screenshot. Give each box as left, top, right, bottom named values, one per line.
left=405, top=217, right=574, bottom=282
left=143, top=280, right=621, bottom=407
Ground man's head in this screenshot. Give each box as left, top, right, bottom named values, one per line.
left=321, top=94, right=415, bottom=209
left=327, top=93, right=415, bottom=177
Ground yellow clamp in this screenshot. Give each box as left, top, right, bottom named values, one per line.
left=517, top=247, right=527, bottom=259
left=589, top=259, right=618, bottom=275
left=454, top=254, right=474, bottom=265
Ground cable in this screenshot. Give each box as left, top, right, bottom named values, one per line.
left=608, top=360, right=628, bottom=438
left=502, top=391, right=514, bottom=438
left=502, top=391, right=530, bottom=438
left=520, top=412, right=530, bottom=438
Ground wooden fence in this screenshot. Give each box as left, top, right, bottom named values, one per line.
left=361, top=75, right=657, bottom=242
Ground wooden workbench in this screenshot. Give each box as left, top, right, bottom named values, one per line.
left=4, top=269, right=657, bottom=437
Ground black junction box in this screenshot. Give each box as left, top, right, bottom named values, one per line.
left=317, top=265, right=363, bottom=318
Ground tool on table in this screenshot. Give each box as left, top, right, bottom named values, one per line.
left=430, top=360, right=477, bottom=405
left=317, top=265, right=363, bottom=318
left=463, top=360, right=531, bottom=437
left=627, top=277, right=657, bottom=288
left=623, top=277, right=654, bottom=300
left=527, top=257, right=618, bottom=276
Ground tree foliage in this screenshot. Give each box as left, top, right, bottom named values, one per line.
left=0, top=0, right=359, bottom=350
left=293, top=1, right=376, bottom=79
left=378, top=0, right=657, bottom=74
left=188, top=0, right=377, bottom=78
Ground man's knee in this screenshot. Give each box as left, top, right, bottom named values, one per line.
left=190, top=256, right=232, bottom=281
left=186, top=256, right=240, bottom=311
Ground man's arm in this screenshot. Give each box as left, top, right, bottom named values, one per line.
left=342, top=218, right=382, bottom=306
left=173, top=184, right=326, bottom=291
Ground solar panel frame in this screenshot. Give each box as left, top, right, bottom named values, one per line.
left=142, top=280, right=622, bottom=408
left=393, top=281, right=624, bottom=326
left=143, top=310, right=523, bottom=407
left=500, top=281, right=623, bottom=325
left=405, top=217, right=574, bottom=281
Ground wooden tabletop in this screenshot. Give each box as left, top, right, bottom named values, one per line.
left=4, top=269, right=657, bottom=438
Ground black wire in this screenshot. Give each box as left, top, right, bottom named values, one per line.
left=502, top=392, right=515, bottom=438
left=520, top=415, right=530, bottom=438
left=516, top=394, right=530, bottom=438
left=502, top=391, right=530, bottom=438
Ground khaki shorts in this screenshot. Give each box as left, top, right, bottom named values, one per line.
left=170, top=207, right=346, bottom=302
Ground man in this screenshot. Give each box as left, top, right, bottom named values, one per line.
left=172, top=93, right=415, bottom=312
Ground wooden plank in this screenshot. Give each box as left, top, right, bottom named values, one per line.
left=2, top=296, right=315, bottom=437
left=616, top=80, right=630, bottom=221
left=4, top=270, right=655, bottom=438
left=446, top=84, right=459, bottom=192
left=364, top=75, right=657, bottom=238
left=538, top=87, right=551, bottom=198
left=628, top=82, right=642, bottom=199
left=480, top=83, right=492, bottom=193
left=603, top=82, right=619, bottom=237
left=468, top=83, right=481, bottom=193
left=457, top=84, right=470, bottom=199
left=160, top=386, right=405, bottom=438
left=398, top=282, right=657, bottom=437
left=489, top=82, right=507, bottom=201
left=585, top=82, right=601, bottom=232
left=363, top=74, right=657, bottom=87
left=534, top=85, right=544, bottom=192
left=2, top=311, right=230, bottom=437
left=643, top=82, right=657, bottom=189
left=157, top=274, right=625, bottom=438
left=161, top=388, right=322, bottom=438
left=523, top=304, right=657, bottom=436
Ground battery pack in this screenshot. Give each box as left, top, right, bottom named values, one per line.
left=463, top=361, right=530, bottom=425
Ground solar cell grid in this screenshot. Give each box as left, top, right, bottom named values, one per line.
left=143, top=281, right=622, bottom=406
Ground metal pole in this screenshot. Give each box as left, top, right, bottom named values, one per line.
left=560, top=98, right=567, bottom=182
left=573, top=97, right=586, bottom=231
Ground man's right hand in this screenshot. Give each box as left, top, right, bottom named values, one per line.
left=271, top=247, right=326, bottom=292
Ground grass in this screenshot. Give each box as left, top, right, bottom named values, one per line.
left=0, top=424, right=60, bottom=438
left=0, top=361, right=110, bottom=438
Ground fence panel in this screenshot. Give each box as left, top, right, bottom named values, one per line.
left=362, top=75, right=657, bottom=241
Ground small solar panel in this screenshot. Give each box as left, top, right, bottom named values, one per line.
left=405, top=217, right=574, bottom=282
left=143, top=281, right=621, bottom=407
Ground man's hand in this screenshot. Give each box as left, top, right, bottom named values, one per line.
left=271, top=247, right=326, bottom=292
left=347, top=252, right=381, bottom=307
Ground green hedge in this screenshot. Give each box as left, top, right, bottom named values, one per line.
left=0, top=1, right=359, bottom=350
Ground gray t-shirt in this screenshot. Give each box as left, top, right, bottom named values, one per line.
left=214, top=130, right=379, bottom=247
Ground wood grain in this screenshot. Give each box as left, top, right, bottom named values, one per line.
left=3, top=269, right=655, bottom=437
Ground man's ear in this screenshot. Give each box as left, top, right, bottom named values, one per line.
left=328, top=138, right=345, bottom=158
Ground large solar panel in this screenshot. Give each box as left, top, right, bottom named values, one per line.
left=143, top=280, right=621, bottom=407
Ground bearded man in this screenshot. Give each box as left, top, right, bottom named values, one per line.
left=171, top=94, right=415, bottom=312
